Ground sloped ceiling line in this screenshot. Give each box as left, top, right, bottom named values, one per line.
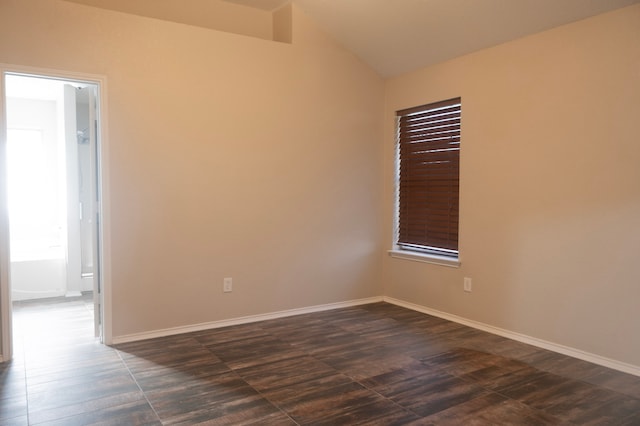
left=64, top=0, right=640, bottom=77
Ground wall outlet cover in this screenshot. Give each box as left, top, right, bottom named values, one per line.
left=223, top=277, right=232, bottom=293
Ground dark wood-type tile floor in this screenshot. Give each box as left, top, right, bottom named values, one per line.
left=2, top=294, right=640, bottom=425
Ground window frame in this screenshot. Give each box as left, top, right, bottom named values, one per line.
left=390, top=97, right=461, bottom=267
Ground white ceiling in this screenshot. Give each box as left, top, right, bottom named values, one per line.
left=290, top=0, right=640, bottom=77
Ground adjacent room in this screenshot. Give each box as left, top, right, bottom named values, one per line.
left=0, top=0, right=639, bottom=423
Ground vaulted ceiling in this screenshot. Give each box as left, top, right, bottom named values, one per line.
left=66, top=0, right=640, bottom=77
left=291, top=0, right=640, bottom=76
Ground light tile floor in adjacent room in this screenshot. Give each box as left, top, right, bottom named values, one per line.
left=2, top=294, right=640, bottom=425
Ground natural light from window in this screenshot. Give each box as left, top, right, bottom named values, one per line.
left=7, top=128, right=65, bottom=261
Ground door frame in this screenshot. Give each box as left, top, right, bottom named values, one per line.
left=0, top=64, right=113, bottom=361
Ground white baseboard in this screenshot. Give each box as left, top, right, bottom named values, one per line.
left=110, top=294, right=640, bottom=377
left=384, top=296, right=640, bottom=377
left=111, top=296, right=384, bottom=345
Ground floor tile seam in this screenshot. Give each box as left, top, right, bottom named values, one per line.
left=218, top=359, right=302, bottom=426
left=227, top=356, right=322, bottom=377
left=350, top=361, right=505, bottom=419
left=198, top=336, right=260, bottom=373
left=358, top=382, right=436, bottom=420
left=234, top=328, right=343, bottom=368
left=114, top=348, right=164, bottom=424
left=352, top=372, right=440, bottom=420
left=448, top=365, right=535, bottom=395
left=251, top=380, right=378, bottom=425
left=415, top=356, right=494, bottom=382
left=26, top=390, right=152, bottom=425
left=196, top=337, right=295, bottom=356
left=489, top=386, right=566, bottom=422
left=417, top=391, right=510, bottom=422
left=193, top=336, right=302, bottom=425
left=23, top=366, right=126, bottom=384
left=488, top=369, right=597, bottom=400
left=16, top=331, right=31, bottom=426
left=192, top=326, right=273, bottom=347
left=217, top=334, right=371, bottom=426
left=242, top=385, right=302, bottom=425
left=537, top=387, right=640, bottom=421
left=569, top=376, right=640, bottom=403
left=232, top=367, right=353, bottom=398
left=231, top=356, right=360, bottom=398
left=26, top=398, right=155, bottom=426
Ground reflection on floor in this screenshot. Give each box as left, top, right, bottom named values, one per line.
left=2, top=297, right=640, bottom=425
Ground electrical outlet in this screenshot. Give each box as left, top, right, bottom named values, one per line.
left=223, top=277, right=232, bottom=293
left=464, top=277, right=472, bottom=292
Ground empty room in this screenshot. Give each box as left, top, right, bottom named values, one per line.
left=0, top=0, right=639, bottom=424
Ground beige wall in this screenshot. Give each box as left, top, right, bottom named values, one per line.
left=383, top=5, right=640, bottom=366
left=63, top=0, right=274, bottom=41
left=0, top=0, right=384, bottom=338
left=1, top=0, right=638, bottom=370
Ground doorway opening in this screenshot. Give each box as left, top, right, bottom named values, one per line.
left=0, top=70, right=107, bottom=361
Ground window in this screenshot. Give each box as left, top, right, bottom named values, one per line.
left=7, top=128, right=65, bottom=261
left=396, top=97, right=461, bottom=259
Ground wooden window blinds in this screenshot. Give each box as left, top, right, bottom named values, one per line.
left=396, top=97, right=461, bottom=257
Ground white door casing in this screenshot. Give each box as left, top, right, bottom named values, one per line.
left=0, top=65, right=112, bottom=361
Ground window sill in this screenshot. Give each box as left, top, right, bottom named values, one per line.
left=388, top=249, right=460, bottom=268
